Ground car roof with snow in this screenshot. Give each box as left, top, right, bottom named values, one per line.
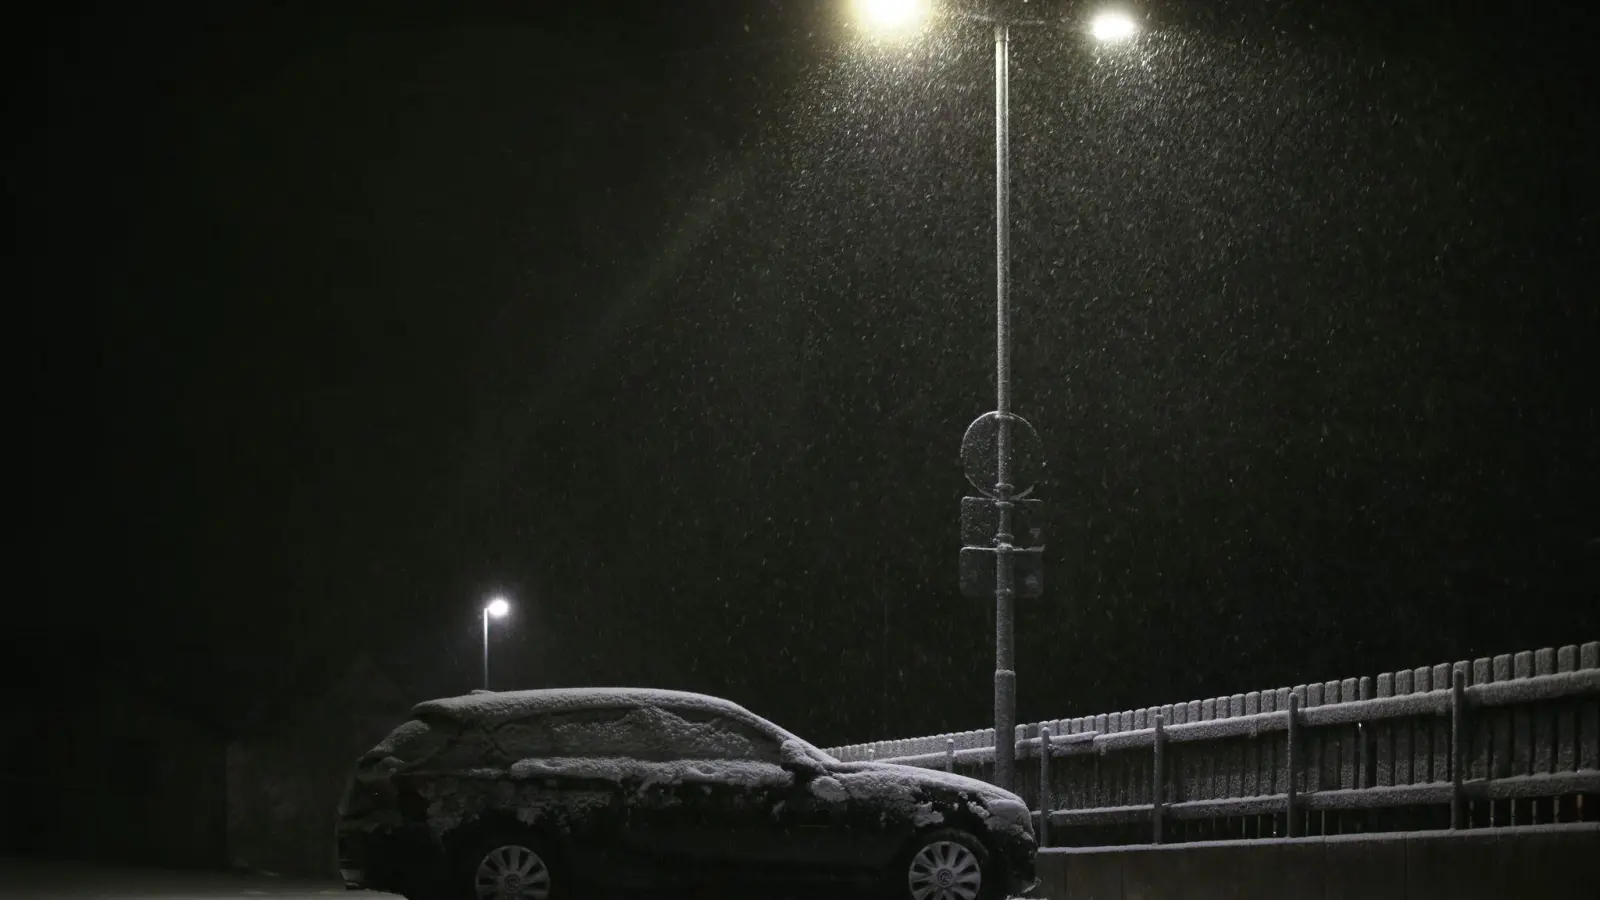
left=412, top=687, right=773, bottom=728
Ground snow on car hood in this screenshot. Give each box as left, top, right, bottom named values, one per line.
left=815, top=761, right=1034, bottom=838
left=827, top=760, right=1018, bottom=802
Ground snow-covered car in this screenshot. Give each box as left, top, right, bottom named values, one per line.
left=336, top=687, right=1038, bottom=900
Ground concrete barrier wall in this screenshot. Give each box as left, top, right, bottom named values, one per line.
left=1035, top=823, right=1598, bottom=900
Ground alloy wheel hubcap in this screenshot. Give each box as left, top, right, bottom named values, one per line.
left=908, top=839, right=982, bottom=900
left=474, top=844, right=552, bottom=900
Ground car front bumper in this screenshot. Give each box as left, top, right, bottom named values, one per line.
left=998, top=835, right=1040, bottom=896
left=1012, top=874, right=1043, bottom=896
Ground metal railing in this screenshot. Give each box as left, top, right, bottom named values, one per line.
left=822, top=641, right=1600, bottom=845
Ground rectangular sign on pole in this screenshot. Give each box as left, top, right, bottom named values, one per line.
left=960, top=496, right=1044, bottom=548
left=959, top=546, right=1044, bottom=599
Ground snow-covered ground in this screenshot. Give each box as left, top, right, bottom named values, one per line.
left=0, top=859, right=392, bottom=900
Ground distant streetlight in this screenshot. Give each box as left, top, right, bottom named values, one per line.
left=483, top=597, right=510, bottom=690
left=855, top=3, right=1141, bottom=793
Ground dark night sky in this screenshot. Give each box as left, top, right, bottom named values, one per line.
left=17, top=0, right=1598, bottom=748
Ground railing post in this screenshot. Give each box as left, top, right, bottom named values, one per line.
left=1038, top=726, right=1052, bottom=848
left=1356, top=675, right=1371, bottom=790
left=1152, top=713, right=1166, bottom=845
left=946, top=738, right=956, bottom=774
left=1451, top=668, right=1466, bottom=829
left=1286, top=692, right=1301, bottom=837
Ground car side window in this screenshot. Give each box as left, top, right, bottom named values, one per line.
left=492, top=715, right=560, bottom=761
left=545, top=707, right=674, bottom=761
left=427, top=706, right=787, bottom=767
left=656, top=706, right=784, bottom=763
left=709, top=716, right=784, bottom=764
left=428, top=714, right=556, bottom=768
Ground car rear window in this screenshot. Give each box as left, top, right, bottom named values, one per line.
left=359, top=714, right=458, bottom=771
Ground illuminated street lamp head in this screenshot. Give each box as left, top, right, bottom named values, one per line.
left=1090, top=10, right=1140, bottom=42
left=486, top=597, right=510, bottom=618
left=853, top=0, right=930, bottom=34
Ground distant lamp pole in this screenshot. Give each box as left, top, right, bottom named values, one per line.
left=857, top=3, right=1142, bottom=792
left=482, top=597, right=510, bottom=690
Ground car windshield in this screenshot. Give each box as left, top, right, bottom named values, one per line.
left=797, top=739, right=839, bottom=766
left=729, top=713, right=839, bottom=765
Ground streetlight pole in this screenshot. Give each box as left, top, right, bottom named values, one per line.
left=482, top=597, right=509, bottom=690
left=991, top=18, right=1019, bottom=794
left=854, top=1, right=1140, bottom=794
left=977, top=5, right=1142, bottom=795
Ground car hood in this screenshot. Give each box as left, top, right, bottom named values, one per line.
left=824, top=760, right=1023, bottom=804
left=811, top=761, right=1035, bottom=838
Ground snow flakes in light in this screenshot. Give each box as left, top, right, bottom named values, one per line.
left=852, top=0, right=930, bottom=35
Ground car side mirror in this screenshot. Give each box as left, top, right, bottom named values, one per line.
left=780, top=739, right=826, bottom=779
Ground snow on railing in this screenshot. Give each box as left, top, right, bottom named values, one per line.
left=821, top=641, right=1600, bottom=846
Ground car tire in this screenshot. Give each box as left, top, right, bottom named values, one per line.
left=891, top=828, right=1000, bottom=900
left=454, top=832, right=570, bottom=900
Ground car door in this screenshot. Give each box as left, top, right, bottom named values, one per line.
left=512, top=704, right=699, bottom=889
left=648, top=709, right=874, bottom=889
left=481, top=710, right=636, bottom=883
left=610, top=705, right=800, bottom=887
left=767, top=746, right=874, bottom=879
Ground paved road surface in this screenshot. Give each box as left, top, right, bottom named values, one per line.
left=0, top=860, right=821, bottom=900
left=0, top=859, right=1020, bottom=900
left=0, top=859, right=389, bottom=900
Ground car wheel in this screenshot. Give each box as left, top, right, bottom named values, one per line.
left=460, top=834, right=564, bottom=900
left=896, top=828, right=997, bottom=900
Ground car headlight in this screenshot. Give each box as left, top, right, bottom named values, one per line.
left=983, top=797, right=1034, bottom=835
